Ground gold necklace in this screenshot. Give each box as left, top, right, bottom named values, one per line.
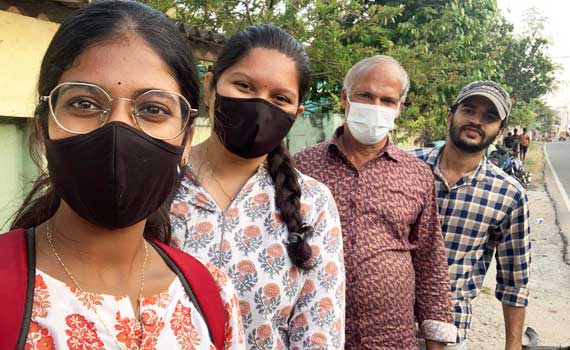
left=46, top=225, right=148, bottom=350
left=210, top=169, right=235, bottom=202
left=199, top=147, right=235, bottom=202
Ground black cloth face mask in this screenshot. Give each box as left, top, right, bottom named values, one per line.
left=213, top=94, right=296, bottom=158
left=45, top=122, right=184, bottom=229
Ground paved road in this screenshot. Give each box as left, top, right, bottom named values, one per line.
left=545, top=141, right=570, bottom=200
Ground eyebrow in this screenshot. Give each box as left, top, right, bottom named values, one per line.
left=65, top=81, right=175, bottom=98
left=58, top=83, right=97, bottom=95
left=353, top=89, right=399, bottom=102
left=381, top=96, right=399, bottom=103
left=461, top=102, right=476, bottom=108
left=134, top=88, right=155, bottom=95
left=461, top=102, right=499, bottom=116
left=228, top=71, right=298, bottom=98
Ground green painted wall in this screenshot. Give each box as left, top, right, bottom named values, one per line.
left=287, top=113, right=344, bottom=155
left=0, top=118, right=37, bottom=230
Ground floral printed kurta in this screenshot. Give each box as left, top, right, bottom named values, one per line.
left=26, top=262, right=244, bottom=350
left=171, top=164, right=345, bottom=350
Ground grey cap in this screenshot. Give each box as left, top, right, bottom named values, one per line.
left=453, top=81, right=512, bottom=120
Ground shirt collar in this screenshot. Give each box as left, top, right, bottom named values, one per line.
left=428, top=145, right=488, bottom=186
left=327, top=126, right=402, bottom=163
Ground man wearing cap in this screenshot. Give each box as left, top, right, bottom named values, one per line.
left=411, top=81, right=531, bottom=350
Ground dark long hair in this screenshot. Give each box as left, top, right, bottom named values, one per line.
left=10, top=0, right=200, bottom=244
left=211, top=24, right=313, bottom=269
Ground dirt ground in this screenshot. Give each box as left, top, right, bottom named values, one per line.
left=468, top=144, right=570, bottom=348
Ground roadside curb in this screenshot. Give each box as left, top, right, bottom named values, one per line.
left=544, top=144, right=570, bottom=213
left=543, top=144, right=570, bottom=266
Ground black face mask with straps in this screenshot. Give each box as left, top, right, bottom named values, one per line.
left=213, top=94, right=296, bottom=159
left=45, top=122, right=184, bottom=229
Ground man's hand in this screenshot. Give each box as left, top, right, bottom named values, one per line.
left=425, top=339, right=447, bottom=350
left=503, top=304, right=526, bottom=350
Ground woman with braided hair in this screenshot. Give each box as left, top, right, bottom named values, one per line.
left=170, top=24, right=345, bottom=350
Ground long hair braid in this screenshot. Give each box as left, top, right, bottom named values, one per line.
left=267, top=142, right=313, bottom=269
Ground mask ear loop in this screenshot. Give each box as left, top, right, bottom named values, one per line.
left=172, top=128, right=191, bottom=206
left=181, top=128, right=190, bottom=148
left=179, top=133, right=188, bottom=165
left=179, top=127, right=191, bottom=171
left=346, top=95, right=353, bottom=106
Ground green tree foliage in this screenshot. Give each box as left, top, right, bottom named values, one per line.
left=500, top=8, right=559, bottom=135
left=142, top=0, right=405, bottom=111
left=533, top=101, right=560, bottom=135
left=141, top=0, right=559, bottom=144
left=381, top=0, right=512, bottom=143
left=508, top=99, right=559, bottom=133
left=503, top=8, right=558, bottom=103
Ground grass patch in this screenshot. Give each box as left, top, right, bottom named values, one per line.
left=524, top=142, right=545, bottom=190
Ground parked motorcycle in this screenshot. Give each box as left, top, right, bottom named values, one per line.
left=488, top=145, right=531, bottom=188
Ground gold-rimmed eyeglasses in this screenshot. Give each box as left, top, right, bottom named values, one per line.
left=41, top=82, right=198, bottom=140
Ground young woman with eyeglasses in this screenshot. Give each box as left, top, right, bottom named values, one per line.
left=170, top=25, right=345, bottom=350
left=0, top=2, right=244, bottom=349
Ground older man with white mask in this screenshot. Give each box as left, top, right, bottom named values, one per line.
left=295, top=55, right=456, bottom=350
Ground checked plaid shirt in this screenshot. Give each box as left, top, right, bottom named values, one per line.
left=410, top=146, right=531, bottom=343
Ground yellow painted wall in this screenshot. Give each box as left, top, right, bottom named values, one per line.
left=0, top=11, right=57, bottom=229
left=0, top=10, right=59, bottom=118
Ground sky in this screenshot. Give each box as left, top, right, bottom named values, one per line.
left=497, top=0, right=570, bottom=127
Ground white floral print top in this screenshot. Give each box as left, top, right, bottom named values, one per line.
left=26, top=262, right=244, bottom=350
left=171, top=164, right=345, bottom=350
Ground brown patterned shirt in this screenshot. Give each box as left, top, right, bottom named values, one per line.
left=294, top=127, right=456, bottom=350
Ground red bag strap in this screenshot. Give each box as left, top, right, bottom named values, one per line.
left=0, top=228, right=35, bottom=350
left=149, top=240, right=226, bottom=350
left=0, top=230, right=225, bottom=350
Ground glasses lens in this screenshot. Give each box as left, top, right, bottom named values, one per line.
left=50, top=83, right=111, bottom=133
left=134, top=91, right=192, bottom=139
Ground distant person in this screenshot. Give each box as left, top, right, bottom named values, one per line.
left=503, top=132, right=514, bottom=149
left=519, top=128, right=531, bottom=162
left=411, top=81, right=531, bottom=350
left=512, top=128, right=521, bottom=158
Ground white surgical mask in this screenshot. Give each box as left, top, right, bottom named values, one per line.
left=346, top=97, right=399, bottom=145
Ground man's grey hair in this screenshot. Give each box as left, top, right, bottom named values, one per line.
left=342, top=55, right=410, bottom=103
